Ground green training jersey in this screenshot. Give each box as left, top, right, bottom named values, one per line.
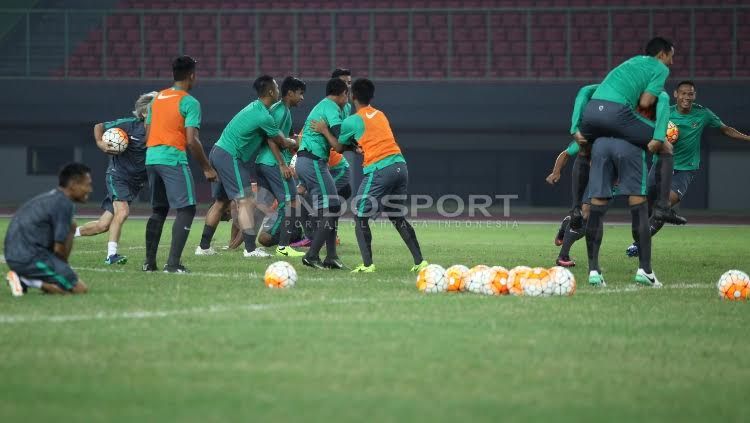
left=215, top=100, right=280, bottom=162
left=256, top=101, right=294, bottom=166
left=671, top=104, right=723, bottom=171
left=299, top=97, right=344, bottom=160
left=565, top=140, right=580, bottom=157
left=343, top=102, right=352, bottom=118
left=592, top=56, right=669, bottom=109
left=570, top=84, right=598, bottom=134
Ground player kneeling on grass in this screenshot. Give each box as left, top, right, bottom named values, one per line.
left=5, top=163, right=92, bottom=296
left=77, top=91, right=157, bottom=265
left=311, top=78, right=428, bottom=273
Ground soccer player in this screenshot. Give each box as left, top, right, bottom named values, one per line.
left=254, top=76, right=307, bottom=257
left=295, top=78, right=349, bottom=269
left=328, top=68, right=353, bottom=200
left=143, top=56, right=217, bottom=273
left=195, top=75, right=297, bottom=258
left=4, top=163, right=92, bottom=296
left=76, top=91, right=157, bottom=265
left=625, top=80, right=750, bottom=256
left=578, top=37, right=684, bottom=226
left=311, top=78, right=428, bottom=273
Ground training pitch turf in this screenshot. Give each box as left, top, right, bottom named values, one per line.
left=1, top=218, right=749, bottom=422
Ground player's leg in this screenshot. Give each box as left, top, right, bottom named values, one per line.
left=144, top=165, right=169, bottom=271
left=257, top=164, right=303, bottom=257
left=77, top=210, right=113, bottom=237
left=352, top=172, right=377, bottom=271
left=291, top=188, right=314, bottom=247
left=103, top=200, right=130, bottom=264
left=296, top=156, right=340, bottom=269
left=197, top=199, right=229, bottom=255
left=160, top=164, right=198, bottom=272
left=384, top=163, right=426, bottom=271
left=569, top=148, right=591, bottom=230
left=584, top=138, right=618, bottom=287
left=12, top=254, right=86, bottom=295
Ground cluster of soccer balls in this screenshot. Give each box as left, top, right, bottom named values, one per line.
left=416, top=264, right=575, bottom=297
left=716, top=270, right=750, bottom=301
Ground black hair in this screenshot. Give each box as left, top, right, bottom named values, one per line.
left=253, top=75, right=276, bottom=97
left=325, top=78, right=348, bottom=96
left=331, top=68, right=351, bottom=78
left=351, top=78, right=374, bottom=105
left=281, top=76, right=306, bottom=97
left=645, top=37, right=673, bottom=57
left=676, top=80, right=695, bottom=90
left=59, top=162, right=91, bottom=187
left=172, top=55, right=197, bottom=81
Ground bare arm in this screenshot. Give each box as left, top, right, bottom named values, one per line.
left=639, top=92, right=658, bottom=109
left=720, top=125, right=750, bottom=142
left=310, top=119, right=356, bottom=154
left=266, top=138, right=293, bottom=179
left=186, top=127, right=217, bottom=182
left=94, top=123, right=120, bottom=154
left=546, top=151, right=570, bottom=185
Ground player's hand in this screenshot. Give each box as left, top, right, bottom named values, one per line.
left=297, top=184, right=307, bottom=195
left=647, top=139, right=664, bottom=154
left=280, top=164, right=293, bottom=179
left=355, top=145, right=363, bottom=154
left=283, top=137, right=297, bottom=150
left=204, top=168, right=218, bottom=182
left=310, top=119, right=329, bottom=134
left=661, top=140, right=674, bottom=154
left=546, top=172, right=560, bottom=185
left=573, top=131, right=588, bottom=145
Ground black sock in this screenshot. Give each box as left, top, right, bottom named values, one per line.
left=305, top=213, right=332, bottom=261
left=649, top=215, right=665, bottom=238
left=243, top=229, right=257, bottom=252
left=324, top=205, right=341, bottom=259
left=656, top=152, right=674, bottom=209
left=145, top=207, right=168, bottom=265
left=355, top=216, right=374, bottom=266
left=199, top=224, right=217, bottom=249
left=390, top=216, right=423, bottom=265
left=252, top=207, right=265, bottom=237
left=167, top=206, right=195, bottom=267
left=278, top=206, right=295, bottom=248
left=585, top=204, right=607, bottom=272
left=559, top=219, right=586, bottom=258
left=631, top=202, right=652, bottom=273
left=571, top=156, right=590, bottom=209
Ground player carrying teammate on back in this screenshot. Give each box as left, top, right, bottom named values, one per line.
left=311, top=78, right=428, bottom=273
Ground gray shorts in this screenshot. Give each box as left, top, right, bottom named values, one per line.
left=355, top=162, right=409, bottom=217
left=102, top=172, right=146, bottom=213
left=648, top=166, right=697, bottom=200
left=580, top=99, right=654, bottom=148
left=256, top=163, right=295, bottom=204
left=295, top=155, right=340, bottom=210
left=6, top=253, right=78, bottom=291
left=588, top=137, right=648, bottom=199
left=210, top=145, right=253, bottom=200
left=147, top=164, right=196, bottom=209
left=330, top=165, right=351, bottom=194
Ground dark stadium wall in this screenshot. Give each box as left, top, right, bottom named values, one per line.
left=1, top=80, right=748, bottom=209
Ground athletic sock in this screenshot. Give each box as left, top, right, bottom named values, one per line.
left=585, top=204, right=607, bottom=272
left=243, top=229, right=257, bottom=252
left=107, top=241, right=118, bottom=257
left=656, top=152, right=674, bottom=209
left=167, top=206, right=196, bottom=267
left=75, top=227, right=81, bottom=237
left=19, top=277, right=42, bottom=289
left=278, top=206, right=295, bottom=248
left=390, top=216, right=424, bottom=265
left=324, top=216, right=339, bottom=258
left=305, top=214, right=331, bottom=260
left=199, top=224, right=217, bottom=249
left=571, top=156, right=591, bottom=209
left=355, top=216, right=374, bottom=266
left=631, top=202, right=652, bottom=273
left=649, top=215, right=665, bottom=238
left=145, top=207, right=168, bottom=265
left=559, top=219, right=586, bottom=258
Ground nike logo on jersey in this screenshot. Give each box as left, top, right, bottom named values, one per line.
left=365, top=111, right=378, bottom=119
left=157, top=94, right=178, bottom=99
left=130, top=136, right=140, bottom=140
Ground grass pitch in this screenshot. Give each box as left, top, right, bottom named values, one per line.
left=1, top=217, right=749, bottom=422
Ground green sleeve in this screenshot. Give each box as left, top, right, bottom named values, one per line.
left=565, top=140, right=580, bottom=157
left=570, top=84, right=598, bottom=134
left=653, top=91, right=671, bottom=142
left=179, top=95, right=201, bottom=128
left=645, top=64, right=669, bottom=97
left=261, top=112, right=281, bottom=137
left=145, top=101, right=152, bottom=125
left=339, top=115, right=364, bottom=145
left=705, top=108, right=724, bottom=128
left=324, top=102, right=344, bottom=128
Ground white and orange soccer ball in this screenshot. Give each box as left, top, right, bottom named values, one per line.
left=102, top=127, right=129, bottom=154
left=464, top=265, right=492, bottom=294
left=264, top=261, right=297, bottom=289
left=716, top=270, right=750, bottom=301
left=445, top=265, right=469, bottom=292
left=416, top=264, right=447, bottom=293
left=523, top=267, right=553, bottom=297
left=507, top=265, right=532, bottom=296
left=666, top=121, right=679, bottom=144
left=548, top=266, right=576, bottom=296
left=487, top=266, right=510, bottom=296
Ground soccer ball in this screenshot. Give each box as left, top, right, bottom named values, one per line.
left=445, top=265, right=469, bottom=292
left=716, top=270, right=750, bottom=301
left=264, top=261, right=297, bottom=289
left=102, top=127, right=129, bottom=154
left=416, top=264, right=447, bottom=293
left=548, top=266, right=576, bottom=296
left=465, top=265, right=492, bottom=294
left=487, top=266, right=510, bottom=296
left=507, top=265, right=532, bottom=296
left=666, top=121, right=679, bottom=144
left=523, top=267, right=553, bottom=297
